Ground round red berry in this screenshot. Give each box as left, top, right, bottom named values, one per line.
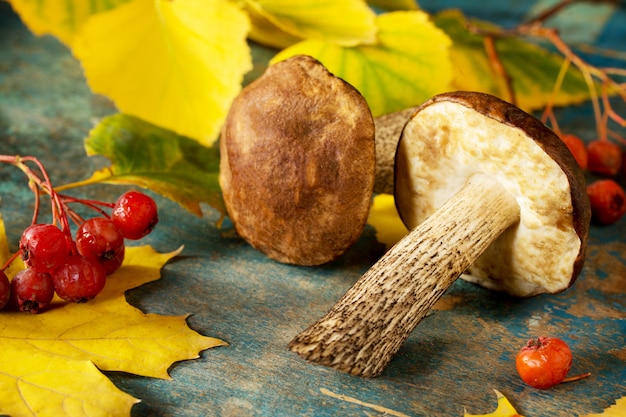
left=586, top=140, right=622, bottom=176
left=20, top=224, right=70, bottom=273
left=11, top=268, right=55, bottom=313
left=0, top=270, right=11, bottom=310
left=586, top=179, right=626, bottom=225
left=111, top=191, right=159, bottom=240
left=76, top=217, right=125, bottom=275
left=560, top=134, right=588, bottom=170
left=516, top=336, right=572, bottom=389
left=52, top=255, right=107, bottom=303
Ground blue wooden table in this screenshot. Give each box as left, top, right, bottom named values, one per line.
left=1, top=1, right=625, bottom=416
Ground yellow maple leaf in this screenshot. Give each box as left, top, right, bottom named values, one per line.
left=581, top=397, right=626, bottom=417
left=0, top=350, right=139, bottom=417
left=71, top=0, right=252, bottom=146
left=464, top=390, right=524, bottom=417
left=0, top=217, right=225, bottom=416
left=7, top=0, right=128, bottom=46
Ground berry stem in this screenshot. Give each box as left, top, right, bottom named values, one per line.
left=1, top=250, right=21, bottom=272
left=562, top=372, right=592, bottom=384
left=466, top=0, right=626, bottom=145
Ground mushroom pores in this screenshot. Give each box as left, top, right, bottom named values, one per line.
left=394, top=91, right=591, bottom=297
left=220, top=55, right=376, bottom=266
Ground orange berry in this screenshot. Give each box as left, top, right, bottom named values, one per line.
left=560, top=134, right=588, bottom=170
left=586, top=179, right=626, bottom=225
left=587, top=140, right=622, bottom=176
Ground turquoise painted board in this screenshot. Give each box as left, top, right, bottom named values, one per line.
left=0, top=1, right=624, bottom=416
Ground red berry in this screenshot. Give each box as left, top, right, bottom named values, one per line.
left=0, top=270, right=11, bottom=310
left=52, top=255, right=106, bottom=303
left=560, top=134, right=588, bottom=170
left=516, top=336, right=572, bottom=389
left=20, top=224, right=70, bottom=273
left=11, top=268, right=55, bottom=313
left=586, top=179, right=626, bottom=225
left=76, top=217, right=125, bottom=275
left=587, top=140, right=622, bottom=176
left=111, top=191, right=158, bottom=240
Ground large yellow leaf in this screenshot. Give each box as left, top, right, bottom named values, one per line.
left=244, top=0, right=378, bottom=49
left=0, top=217, right=225, bottom=416
left=72, top=0, right=252, bottom=146
left=271, top=11, right=453, bottom=117
left=7, top=0, right=129, bottom=46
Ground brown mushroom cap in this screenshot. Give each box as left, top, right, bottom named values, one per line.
left=394, top=91, right=591, bottom=297
left=219, top=55, right=376, bottom=266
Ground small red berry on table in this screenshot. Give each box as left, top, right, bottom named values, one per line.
left=19, top=224, right=70, bottom=273
left=516, top=336, right=573, bottom=389
left=586, top=179, right=626, bottom=225
left=52, top=255, right=107, bottom=303
left=112, top=191, right=159, bottom=240
left=76, top=217, right=126, bottom=275
left=560, top=134, right=588, bottom=170
left=586, top=140, right=622, bottom=176
left=10, top=268, right=55, bottom=313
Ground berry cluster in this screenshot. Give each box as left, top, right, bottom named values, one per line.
left=0, top=155, right=158, bottom=313
left=560, top=135, right=626, bottom=225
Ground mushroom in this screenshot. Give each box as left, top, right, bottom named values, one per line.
left=219, top=55, right=377, bottom=266
left=288, top=91, right=591, bottom=377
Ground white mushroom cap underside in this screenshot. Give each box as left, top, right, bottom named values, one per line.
left=395, top=101, right=581, bottom=297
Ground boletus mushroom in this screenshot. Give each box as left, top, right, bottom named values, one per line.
left=288, top=91, right=591, bottom=377
left=220, top=55, right=376, bottom=266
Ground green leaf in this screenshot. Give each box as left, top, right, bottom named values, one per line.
left=271, top=11, right=453, bottom=117
left=434, top=9, right=592, bottom=112
left=61, top=114, right=224, bottom=217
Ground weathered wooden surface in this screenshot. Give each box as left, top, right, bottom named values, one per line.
left=1, top=1, right=625, bottom=416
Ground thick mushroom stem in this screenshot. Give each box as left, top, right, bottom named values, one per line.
left=288, top=173, right=521, bottom=377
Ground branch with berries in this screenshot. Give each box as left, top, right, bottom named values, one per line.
left=469, top=0, right=626, bottom=225
left=0, top=155, right=159, bottom=314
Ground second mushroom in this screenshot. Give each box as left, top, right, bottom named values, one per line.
left=289, top=91, right=591, bottom=377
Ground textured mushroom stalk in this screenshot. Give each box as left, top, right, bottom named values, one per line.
left=288, top=173, right=520, bottom=377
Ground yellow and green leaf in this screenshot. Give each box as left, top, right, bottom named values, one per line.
left=71, top=0, right=252, bottom=146
left=7, top=0, right=129, bottom=45
left=58, top=114, right=224, bottom=217
left=434, top=9, right=593, bottom=112
left=272, top=11, right=453, bottom=117
left=243, top=0, right=378, bottom=49
left=367, top=0, right=419, bottom=11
